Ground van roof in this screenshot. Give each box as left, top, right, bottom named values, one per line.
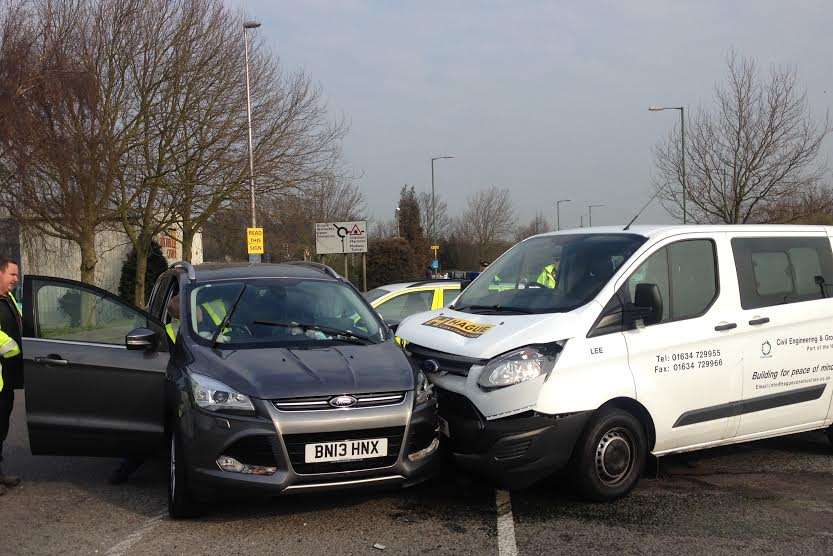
left=530, top=224, right=833, bottom=241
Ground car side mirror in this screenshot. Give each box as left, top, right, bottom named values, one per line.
left=126, top=327, right=158, bottom=351
left=386, top=320, right=400, bottom=334
left=629, top=283, right=663, bottom=326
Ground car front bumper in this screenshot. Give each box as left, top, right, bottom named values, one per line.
left=437, top=388, right=590, bottom=490
left=176, top=392, right=440, bottom=500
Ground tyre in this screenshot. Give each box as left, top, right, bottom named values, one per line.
left=826, top=425, right=833, bottom=448
left=571, top=407, right=647, bottom=502
left=168, top=430, right=200, bottom=519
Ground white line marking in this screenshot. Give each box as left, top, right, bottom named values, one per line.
left=496, top=489, right=519, bottom=556
left=105, top=512, right=166, bottom=556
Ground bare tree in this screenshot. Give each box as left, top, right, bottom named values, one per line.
left=0, top=0, right=138, bottom=284
left=654, top=52, right=831, bottom=224
left=417, top=191, right=450, bottom=241
left=514, top=212, right=551, bottom=242
left=457, top=186, right=514, bottom=260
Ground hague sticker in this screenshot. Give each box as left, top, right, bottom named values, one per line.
left=422, top=316, right=495, bottom=338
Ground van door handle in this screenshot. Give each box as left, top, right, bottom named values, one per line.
left=34, top=355, right=69, bottom=366
left=748, top=317, right=770, bottom=326
left=714, top=322, right=737, bottom=331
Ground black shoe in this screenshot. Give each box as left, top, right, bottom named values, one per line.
left=108, top=466, right=131, bottom=485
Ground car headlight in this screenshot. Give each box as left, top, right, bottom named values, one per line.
left=189, top=372, right=256, bottom=415
left=477, top=346, right=560, bottom=390
left=415, top=370, right=434, bottom=405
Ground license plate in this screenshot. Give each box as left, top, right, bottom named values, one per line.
left=438, top=416, right=451, bottom=438
left=304, top=438, right=388, bottom=463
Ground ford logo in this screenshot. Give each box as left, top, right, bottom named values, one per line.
left=329, top=395, right=357, bottom=408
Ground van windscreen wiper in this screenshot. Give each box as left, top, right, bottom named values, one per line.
left=253, top=320, right=373, bottom=344
left=457, top=304, right=536, bottom=314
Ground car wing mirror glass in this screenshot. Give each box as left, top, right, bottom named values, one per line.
left=126, top=327, right=158, bottom=351
left=628, top=283, right=663, bottom=326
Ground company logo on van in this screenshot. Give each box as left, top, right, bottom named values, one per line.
left=422, top=316, right=495, bottom=338
left=761, top=340, right=772, bottom=358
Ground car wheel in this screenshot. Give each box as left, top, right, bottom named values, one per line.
left=168, top=430, right=200, bottom=519
left=571, top=407, right=647, bottom=502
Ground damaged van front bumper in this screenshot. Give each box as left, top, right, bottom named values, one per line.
left=437, top=388, right=590, bottom=490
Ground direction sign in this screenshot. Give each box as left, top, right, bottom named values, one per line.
left=247, top=227, right=264, bottom=254
left=315, top=221, right=367, bottom=254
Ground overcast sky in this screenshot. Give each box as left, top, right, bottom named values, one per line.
left=235, top=1, right=832, bottom=230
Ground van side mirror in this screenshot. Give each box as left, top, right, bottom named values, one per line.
left=126, top=327, right=158, bottom=351
left=630, top=283, right=663, bottom=326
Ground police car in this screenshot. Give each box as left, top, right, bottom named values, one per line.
left=396, top=225, right=833, bottom=500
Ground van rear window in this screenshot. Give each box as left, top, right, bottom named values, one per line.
left=731, top=237, right=833, bottom=309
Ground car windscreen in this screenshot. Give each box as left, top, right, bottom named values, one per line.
left=188, top=278, right=383, bottom=347
left=363, top=288, right=390, bottom=304
left=453, top=233, right=647, bottom=314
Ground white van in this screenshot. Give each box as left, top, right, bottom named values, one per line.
left=396, top=225, right=833, bottom=500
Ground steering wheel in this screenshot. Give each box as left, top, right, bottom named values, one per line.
left=225, top=323, right=253, bottom=337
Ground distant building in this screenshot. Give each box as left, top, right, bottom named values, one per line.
left=0, top=218, right=203, bottom=295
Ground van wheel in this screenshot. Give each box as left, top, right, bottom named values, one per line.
left=571, top=407, right=647, bottom=502
left=826, top=426, right=833, bottom=448
left=168, top=430, right=200, bottom=519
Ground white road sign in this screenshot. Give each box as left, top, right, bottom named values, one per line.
left=315, top=221, right=368, bottom=254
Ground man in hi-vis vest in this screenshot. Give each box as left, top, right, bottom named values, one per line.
left=0, top=256, right=22, bottom=496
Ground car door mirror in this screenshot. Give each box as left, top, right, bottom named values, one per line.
left=386, top=320, right=400, bottom=334
left=628, top=283, right=663, bottom=326
left=126, top=327, right=158, bottom=351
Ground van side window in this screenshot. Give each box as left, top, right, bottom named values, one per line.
left=624, top=239, right=718, bottom=325
left=731, top=237, right=833, bottom=309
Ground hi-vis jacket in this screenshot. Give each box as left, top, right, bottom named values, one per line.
left=0, top=292, right=22, bottom=392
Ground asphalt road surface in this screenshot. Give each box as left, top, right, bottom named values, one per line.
left=2, top=390, right=833, bottom=555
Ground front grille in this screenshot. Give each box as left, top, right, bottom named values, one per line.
left=224, top=435, right=282, bottom=467
left=406, top=344, right=485, bottom=377
left=283, top=426, right=405, bottom=475
left=273, top=392, right=406, bottom=412
left=494, top=437, right=533, bottom=461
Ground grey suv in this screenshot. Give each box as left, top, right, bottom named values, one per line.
left=21, top=262, right=440, bottom=517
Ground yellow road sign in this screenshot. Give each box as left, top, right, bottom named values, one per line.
left=431, top=245, right=440, bottom=251
left=247, top=227, right=264, bottom=254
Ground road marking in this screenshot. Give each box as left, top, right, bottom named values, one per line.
left=496, top=489, right=518, bottom=556
left=105, top=512, right=166, bottom=556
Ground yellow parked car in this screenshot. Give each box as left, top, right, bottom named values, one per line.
left=365, top=280, right=461, bottom=330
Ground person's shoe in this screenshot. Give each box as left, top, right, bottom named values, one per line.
left=0, top=468, right=20, bottom=487
left=108, top=466, right=131, bottom=485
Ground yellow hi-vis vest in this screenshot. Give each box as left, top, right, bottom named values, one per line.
left=0, top=292, right=22, bottom=392
left=166, top=319, right=179, bottom=342
left=536, top=264, right=558, bottom=289
left=201, top=299, right=227, bottom=326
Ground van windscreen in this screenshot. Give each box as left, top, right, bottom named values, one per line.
left=454, top=234, right=646, bottom=314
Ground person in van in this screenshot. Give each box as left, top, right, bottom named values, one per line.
left=397, top=226, right=833, bottom=501
left=536, top=257, right=560, bottom=288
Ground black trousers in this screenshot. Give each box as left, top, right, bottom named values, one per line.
left=0, top=385, right=13, bottom=465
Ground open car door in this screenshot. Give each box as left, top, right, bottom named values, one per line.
left=22, top=275, right=168, bottom=457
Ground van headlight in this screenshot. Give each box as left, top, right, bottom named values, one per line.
left=477, top=346, right=559, bottom=390
left=189, top=372, right=256, bottom=415
left=415, top=370, right=434, bottom=404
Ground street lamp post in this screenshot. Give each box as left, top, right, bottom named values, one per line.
left=430, top=155, right=454, bottom=245
left=394, top=206, right=401, bottom=237
left=588, top=204, right=605, bottom=227
left=555, top=199, right=571, bottom=231
left=649, top=105, right=687, bottom=224
left=244, top=19, right=261, bottom=263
